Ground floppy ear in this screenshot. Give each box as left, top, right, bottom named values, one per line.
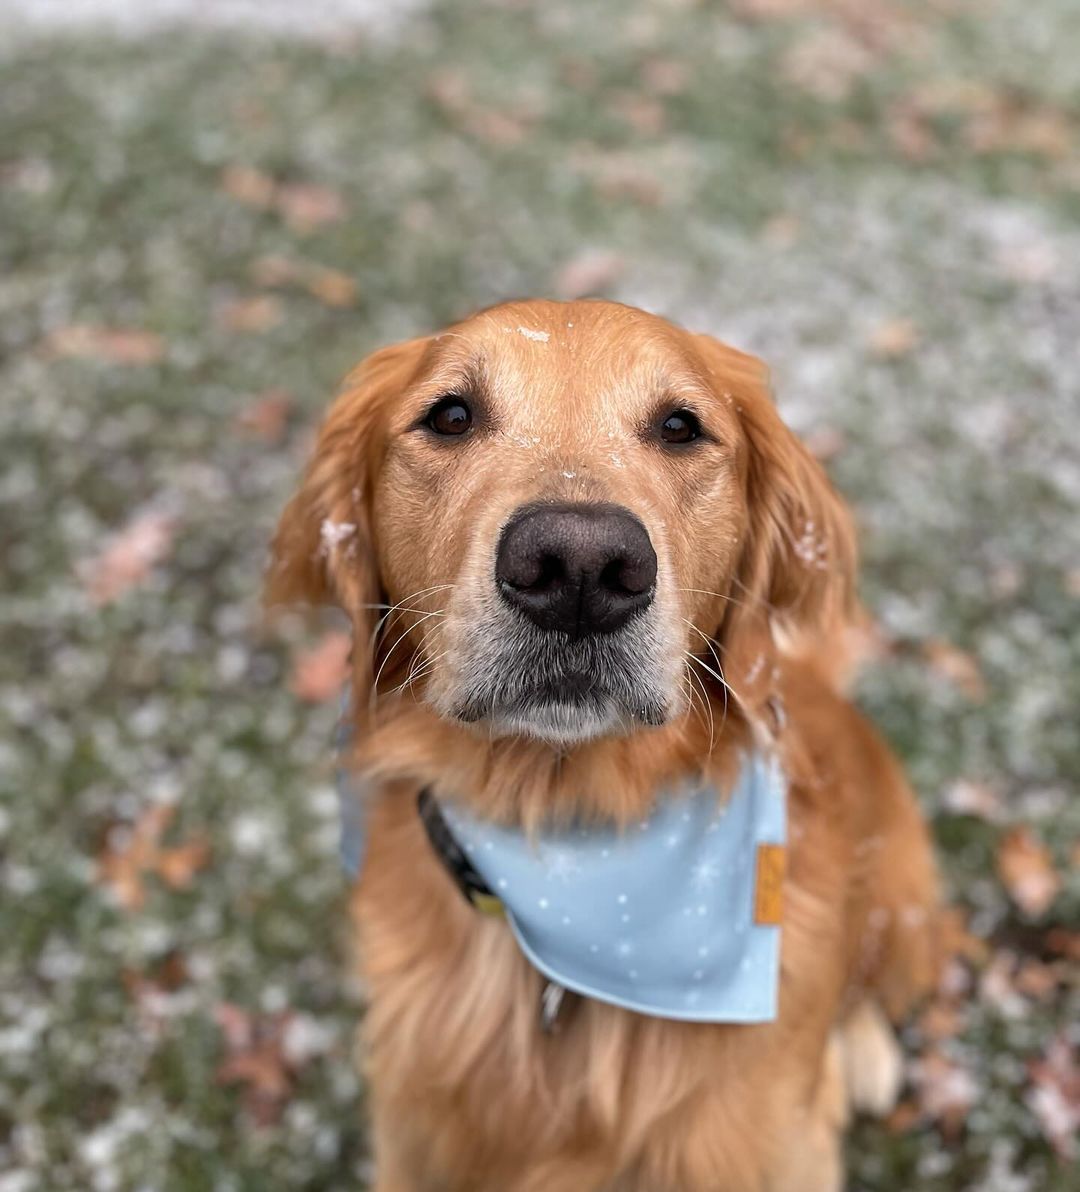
left=265, top=337, right=428, bottom=713
left=694, top=335, right=858, bottom=699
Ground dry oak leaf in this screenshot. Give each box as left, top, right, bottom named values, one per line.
left=45, top=325, right=165, bottom=365
left=1044, top=928, right=1080, bottom=963
left=641, top=57, right=690, bottom=97
left=997, top=826, right=1061, bottom=918
left=760, top=213, right=802, bottom=249
left=1026, top=1034, right=1080, bottom=1160
left=921, top=637, right=987, bottom=701
left=884, top=1099, right=921, bottom=1135
left=942, top=778, right=1003, bottom=822
left=250, top=254, right=303, bottom=288
left=221, top=167, right=347, bottom=233
left=219, top=295, right=285, bottom=334
left=307, top=267, right=357, bottom=308
left=911, top=1050, right=980, bottom=1138
left=221, top=164, right=276, bottom=208
left=214, top=1004, right=294, bottom=1127
left=275, top=182, right=347, bottom=234
left=780, top=28, right=874, bottom=102
left=803, top=425, right=846, bottom=462
left=553, top=250, right=625, bottom=300
left=938, top=906, right=989, bottom=968
left=868, top=317, right=920, bottom=360
left=1014, top=958, right=1065, bottom=1001
left=289, top=631, right=352, bottom=703
left=729, top=0, right=815, bottom=19
left=80, top=508, right=177, bottom=605
left=609, top=92, right=667, bottom=136
left=917, top=997, right=967, bottom=1042
left=235, top=388, right=293, bottom=443
left=98, top=804, right=210, bottom=911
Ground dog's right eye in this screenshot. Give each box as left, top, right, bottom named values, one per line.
left=424, top=397, right=473, bottom=436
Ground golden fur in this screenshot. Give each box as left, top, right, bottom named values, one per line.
left=267, top=300, right=941, bottom=1191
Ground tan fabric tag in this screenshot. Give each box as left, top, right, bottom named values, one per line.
left=754, top=844, right=785, bottom=926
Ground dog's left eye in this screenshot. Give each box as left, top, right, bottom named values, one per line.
left=659, top=410, right=701, bottom=445
left=425, top=397, right=473, bottom=436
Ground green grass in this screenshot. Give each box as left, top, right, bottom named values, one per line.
left=1, top=1, right=1078, bottom=1188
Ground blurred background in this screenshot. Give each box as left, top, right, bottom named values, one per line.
left=1, top=0, right=1078, bottom=1189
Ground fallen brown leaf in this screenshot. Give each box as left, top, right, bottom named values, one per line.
left=306, top=267, right=357, bottom=308
left=1026, top=1034, right=1080, bottom=1160
left=641, top=57, right=689, bottom=97
left=1014, top=958, right=1064, bottom=1001
left=868, top=317, right=920, bottom=360
left=966, top=105, right=1073, bottom=160
left=942, top=779, right=1002, bottom=822
left=463, top=108, right=529, bottom=146
left=979, top=949, right=1027, bottom=1017
left=426, top=69, right=471, bottom=115
left=997, top=826, right=1061, bottom=918
left=760, top=213, right=802, bottom=249
left=781, top=28, right=874, bottom=102
left=45, top=325, right=165, bottom=365
left=214, top=1004, right=294, bottom=1127
left=221, top=164, right=276, bottom=208
left=1044, top=928, right=1080, bottom=963
left=911, top=1050, right=980, bottom=1138
left=918, top=998, right=967, bottom=1041
left=212, top=1005, right=334, bottom=1127
left=803, top=425, right=846, bottom=461
left=990, top=562, right=1024, bottom=598
left=250, top=255, right=357, bottom=307
left=887, top=101, right=936, bottom=162
left=553, top=250, right=625, bottom=300
left=80, top=508, right=177, bottom=605
left=275, top=182, right=347, bottom=234
left=609, top=92, right=667, bottom=136
left=884, top=1099, right=921, bottom=1135
left=579, top=151, right=666, bottom=207
left=938, top=906, right=989, bottom=968
left=250, top=254, right=303, bottom=288
left=289, top=631, right=352, bottom=703
left=156, top=838, right=212, bottom=889
left=98, top=804, right=210, bottom=911
left=922, top=637, right=987, bottom=701
left=219, top=295, right=285, bottom=334
left=729, top=0, right=814, bottom=19
left=235, top=389, right=293, bottom=442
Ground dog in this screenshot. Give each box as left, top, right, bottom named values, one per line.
left=267, top=299, right=941, bottom=1191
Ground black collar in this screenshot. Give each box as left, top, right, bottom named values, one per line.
left=417, top=789, right=504, bottom=916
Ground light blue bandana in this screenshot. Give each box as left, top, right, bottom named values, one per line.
left=441, top=757, right=786, bottom=1023
left=336, top=717, right=786, bottom=1023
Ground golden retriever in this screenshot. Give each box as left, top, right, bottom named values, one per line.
left=267, top=299, right=941, bottom=1191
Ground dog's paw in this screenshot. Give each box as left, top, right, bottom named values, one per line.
left=839, top=1000, right=904, bottom=1117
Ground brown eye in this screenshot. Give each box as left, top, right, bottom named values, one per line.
left=425, top=397, right=472, bottom=436
left=659, top=410, right=701, bottom=444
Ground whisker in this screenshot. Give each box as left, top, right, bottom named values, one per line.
left=392, top=620, right=444, bottom=697
left=684, top=661, right=715, bottom=754
left=390, top=647, right=449, bottom=698
left=372, top=583, right=456, bottom=644
left=372, top=607, right=446, bottom=707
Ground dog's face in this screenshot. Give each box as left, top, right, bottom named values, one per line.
left=269, top=301, right=854, bottom=746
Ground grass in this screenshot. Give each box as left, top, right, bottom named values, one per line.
left=1, top=1, right=1078, bottom=1188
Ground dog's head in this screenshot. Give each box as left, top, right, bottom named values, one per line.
left=268, top=300, right=855, bottom=746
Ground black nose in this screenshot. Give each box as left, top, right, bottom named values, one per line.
left=495, top=502, right=657, bottom=636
